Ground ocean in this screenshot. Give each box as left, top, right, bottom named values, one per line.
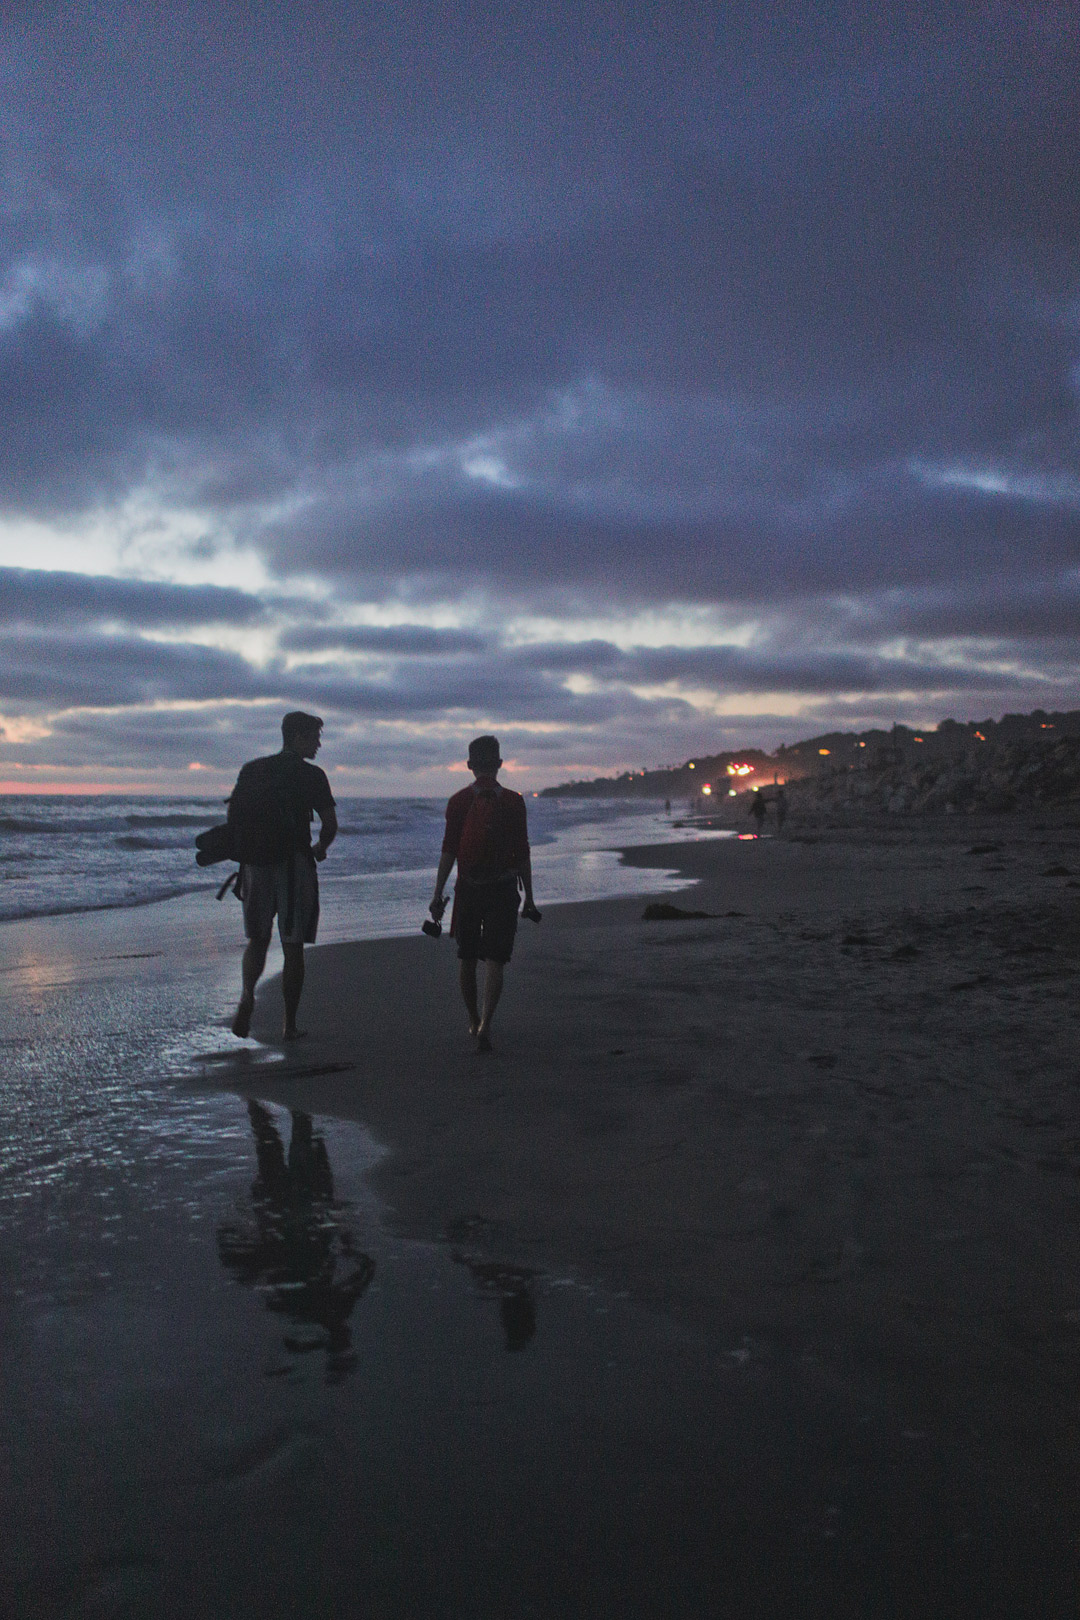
left=0, top=792, right=715, bottom=935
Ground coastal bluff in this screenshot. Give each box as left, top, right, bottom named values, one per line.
left=540, top=708, right=1080, bottom=818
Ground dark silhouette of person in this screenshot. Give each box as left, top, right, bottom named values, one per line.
left=218, top=1101, right=374, bottom=1379
left=748, top=788, right=767, bottom=831
left=774, top=787, right=788, bottom=831
left=231, top=712, right=338, bottom=1041
left=430, top=734, right=539, bottom=1052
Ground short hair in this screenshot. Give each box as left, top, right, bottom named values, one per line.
left=282, top=710, right=324, bottom=743
left=467, top=734, right=502, bottom=769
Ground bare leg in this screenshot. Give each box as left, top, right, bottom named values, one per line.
left=233, top=934, right=270, bottom=1036
left=476, top=960, right=504, bottom=1049
left=459, top=959, right=480, bottom=1035
left=282, top=943, right=306, bottom=1039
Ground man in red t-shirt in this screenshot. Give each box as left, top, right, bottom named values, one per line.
left=430, top=735, right=539, bottom=1051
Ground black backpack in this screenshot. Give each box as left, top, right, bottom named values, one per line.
left=194, top=822, right=235, bottom=867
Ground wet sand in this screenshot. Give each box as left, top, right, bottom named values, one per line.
left=232, top=815, right=1080, bottom=1602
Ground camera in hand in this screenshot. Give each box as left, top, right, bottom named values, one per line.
left=423, top=894, right=448, bottom=937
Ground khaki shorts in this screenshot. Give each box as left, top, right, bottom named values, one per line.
left=240, top=853, right=320, bottom=945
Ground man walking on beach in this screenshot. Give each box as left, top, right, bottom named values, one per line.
left=429, top=735, right=539, bottom=1051
left=231, top=711, right=337, bottom=1041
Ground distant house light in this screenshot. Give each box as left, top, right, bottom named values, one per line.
left=975, top=731, right=986, bottom=741
left=701, top=784, right=712, bottom=795
left=728, top=789, right=737, bottom=796
left=1041, top=723, right=1054, bottom=729
left=913, top=737, right=923, bottom=743
left=859, top=741, right=866, bottom=747
left=688, top=762, right=695, bottom=769
left=819, top=748, right=830, bottom=756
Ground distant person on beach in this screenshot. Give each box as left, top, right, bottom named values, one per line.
left=429, top=735, right=539, bottom=1052
left=748, top=788, right=767, bottom=832
left=230, top=711, right=337, bottom=1041
left=774, top=787, right=788, bottom=832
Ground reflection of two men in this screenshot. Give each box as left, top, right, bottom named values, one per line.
left=218, top=1101, right=374, bottom=1377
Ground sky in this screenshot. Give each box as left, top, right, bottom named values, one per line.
left=1, top=2, right=1078, bottom=795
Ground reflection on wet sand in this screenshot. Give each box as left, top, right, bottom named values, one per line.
left=453, top=1256, right=537, bottom=1352
left=217, top=1101, right=375, bottom=1381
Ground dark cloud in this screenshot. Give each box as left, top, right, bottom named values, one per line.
left=265, top=468, right=1080, bottom=600
left=0, top=629, right=268, bottom=708
left=279, top=623, right=487, bottom=656
left=507, top=638, right=1042, bottom=698
left=856, top=573, right=1080, bottom=643
left=0, top=567, right=266, bottom=629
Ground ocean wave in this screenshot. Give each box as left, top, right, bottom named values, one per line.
left=1, top=814, right=210, bottom=837
left=0, top=815, right=125, bottom=835
left=114, top=835, right=192, bottom=851
left=0, top=882, right=213, bottom=925
left=124, top=813, right=213, bottom=828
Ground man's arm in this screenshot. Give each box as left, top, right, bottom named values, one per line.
left=518, top=852, right=535, bottom=907
left=514, top=797, right=538, bottom=915
left=431, top=848, right=455, bottom=912
left=313, top=803, right=337, bottom=861
left=432, top=794, right=464, bottom=911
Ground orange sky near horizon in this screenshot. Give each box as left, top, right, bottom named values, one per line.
left=0, top=780, right=226, bottom=796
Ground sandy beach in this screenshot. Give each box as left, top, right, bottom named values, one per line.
left=228, top=814, right=1080, bottom=1579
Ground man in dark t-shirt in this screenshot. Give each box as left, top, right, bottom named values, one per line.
left=231, top=711, right=337, bottom=1041
left=429, top=734, right=539, bottom=1051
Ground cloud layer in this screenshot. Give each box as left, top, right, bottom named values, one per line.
left=0, top=5, right=1078, bottom=788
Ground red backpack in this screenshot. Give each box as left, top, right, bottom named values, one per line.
left=457, top=784, right=507, bottom=878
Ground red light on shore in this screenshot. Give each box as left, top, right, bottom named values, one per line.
left=701, top=784, right=712, bottom=795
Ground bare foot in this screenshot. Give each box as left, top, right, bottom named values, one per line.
left=231, top=997, right=254, bottom=1038
left=468, top=1019, right=480, bottom=1037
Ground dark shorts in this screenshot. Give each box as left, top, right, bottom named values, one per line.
left=240, top=853, right=319, bottom=945
left=454, top=878, right=520, bottom=963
